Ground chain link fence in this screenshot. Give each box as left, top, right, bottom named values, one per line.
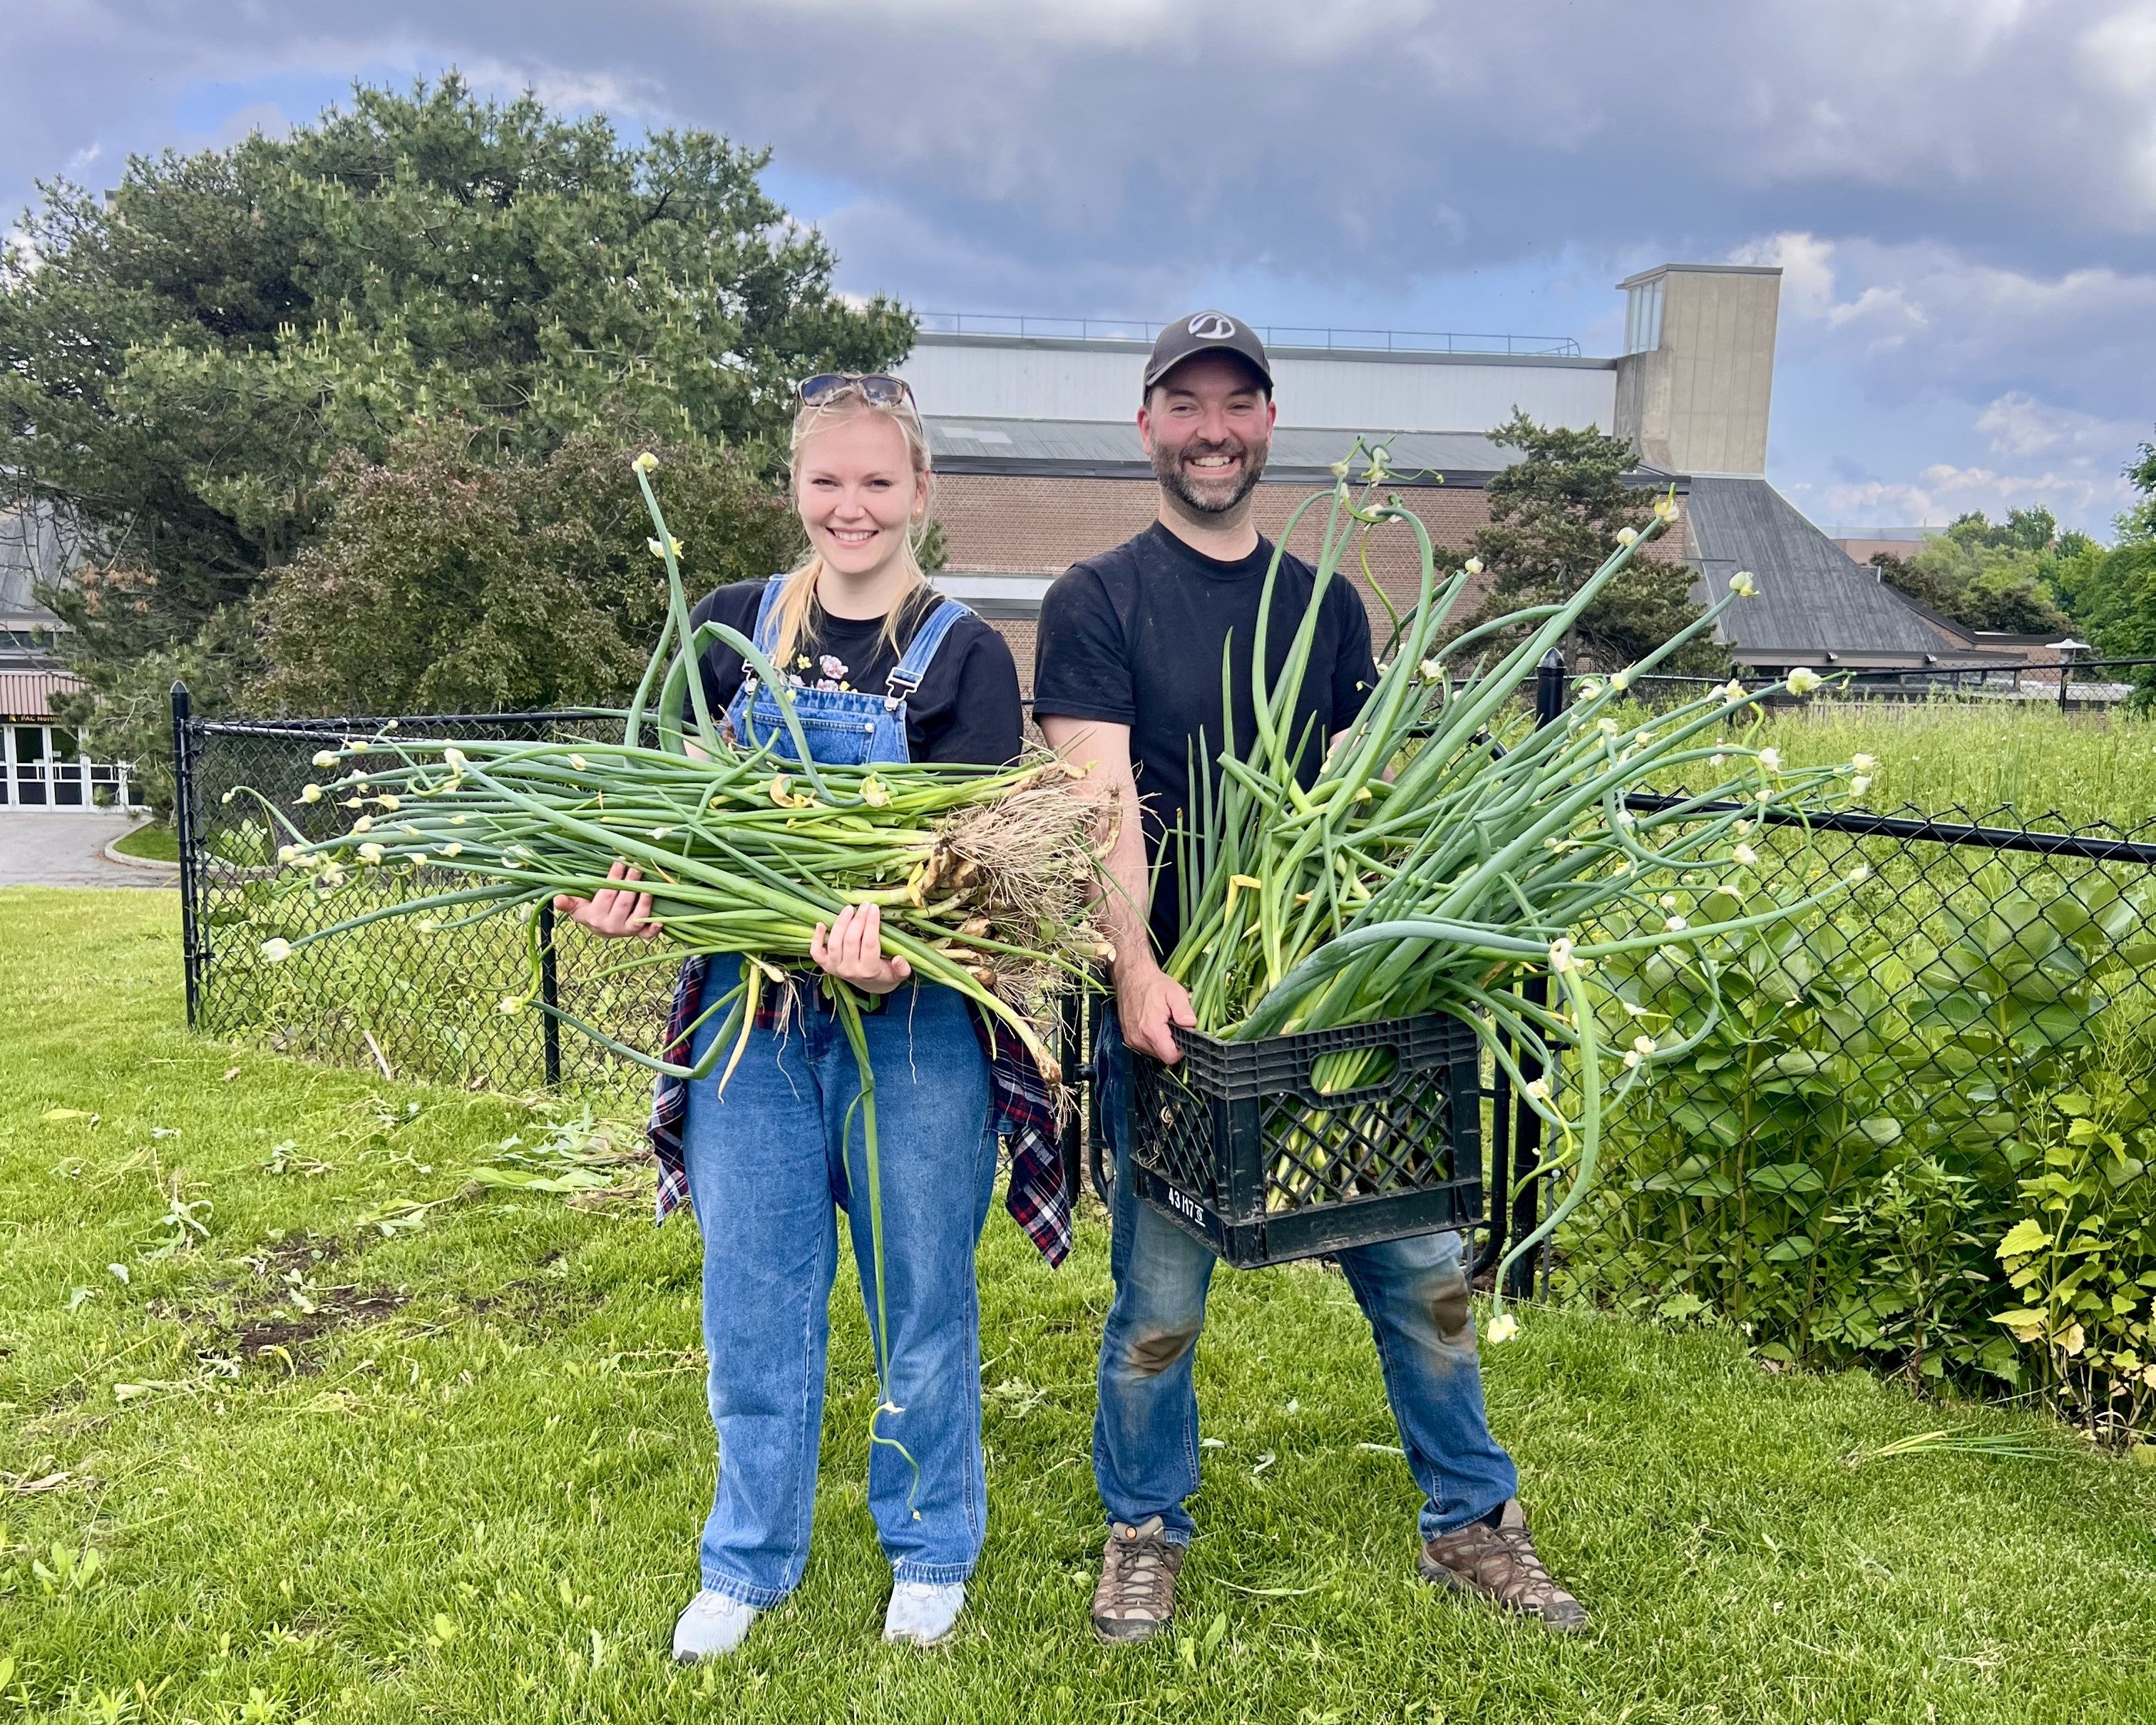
left=174, top=700, right=678, bottom=1107
left=174, top=684, right=2156, bottom=1435
left=1526, top=797, right=2156, bottom=1413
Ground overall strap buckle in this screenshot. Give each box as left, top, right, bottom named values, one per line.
left=882, top=595, right=973, bottom=706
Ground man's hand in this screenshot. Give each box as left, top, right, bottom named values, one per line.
left=811, top=903, right=913, bottom=995
left=1118, top=958, right=1196, bottom=1065
left=554, top=860, right=659, bottom=940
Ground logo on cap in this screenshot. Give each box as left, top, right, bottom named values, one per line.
left=1186, top=313, right=1238, bottom=339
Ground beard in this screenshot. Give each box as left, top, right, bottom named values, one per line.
left=1151, top=432, right=1269, bottom=518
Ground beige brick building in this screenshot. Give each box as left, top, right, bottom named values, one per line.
left=929, top=465, right=1692, bottom=695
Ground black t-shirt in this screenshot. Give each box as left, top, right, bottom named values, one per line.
left=1032, top=521, right=1377, bottom=959
left=689, top=580, right=1023, bottom=767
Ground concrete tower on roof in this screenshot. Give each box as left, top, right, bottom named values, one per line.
left=1611, top=264, right=1782, bottom=476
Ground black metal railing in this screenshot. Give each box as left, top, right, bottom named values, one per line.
left=1611, top=657, right=2156, bottom=712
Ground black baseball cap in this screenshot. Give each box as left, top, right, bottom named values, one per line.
left=1144, top=310, right=1273, bottom=396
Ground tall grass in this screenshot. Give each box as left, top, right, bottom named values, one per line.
left=1746, top=700, right=2156, bottom=826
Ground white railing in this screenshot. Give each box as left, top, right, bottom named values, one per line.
left=915, top=312, right=1583, bottom=358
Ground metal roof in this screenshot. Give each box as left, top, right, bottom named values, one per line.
left=0, top=670, right=80, bottom=720
left=928, top=417, right=1518, bottom=482
left=1683, top=476, right=1993, bottom=667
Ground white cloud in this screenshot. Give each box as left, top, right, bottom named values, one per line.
left=1737, top=230, right=2156, bottom=416
left=450, top=56, right=672, bottom=122
left=1821, top=459, right=2126, bottom=530
left=5, top=0, right=2155, bottom=541
left=1974, top=392, right=2140, bottom=461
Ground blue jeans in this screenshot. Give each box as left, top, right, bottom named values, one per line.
left=1092, top=1009, right=1519, bottom=1544
left=682, top=981, right=997, bottom=1604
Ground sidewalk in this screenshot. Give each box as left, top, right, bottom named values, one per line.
left=0, top=812, right=173, bottom=889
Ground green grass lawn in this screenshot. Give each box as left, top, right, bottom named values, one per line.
left=111, top=824, right=181, bottom=864
left=7, top=888, right=2156, bottom=1724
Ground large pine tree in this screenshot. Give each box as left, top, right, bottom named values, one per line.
left=1, top=76, right=913, bottom=784
left=1462, top=411, right=1722, bottom=676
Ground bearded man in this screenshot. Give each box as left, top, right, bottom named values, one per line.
left=1032, top=312, right=1584, bottom=1645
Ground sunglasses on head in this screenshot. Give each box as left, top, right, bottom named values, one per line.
left=797, top=372, right=915, bottom=409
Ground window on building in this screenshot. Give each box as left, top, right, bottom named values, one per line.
left=1625, top=277, right=1665, bottom=355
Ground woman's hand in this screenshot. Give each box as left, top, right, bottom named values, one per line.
left=554, top=861, right=660, bottom=940
left=811, top=903, right=912, bottom=995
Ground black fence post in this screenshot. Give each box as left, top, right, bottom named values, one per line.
left=171, top=681, right=202, bottom=1030
left=1503, top=648, right=1569, bottom=1299
left=537, top=898, right=563, bottom=1089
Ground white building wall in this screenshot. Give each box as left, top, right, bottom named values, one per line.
left=898, top=337, right=1618, bottom=434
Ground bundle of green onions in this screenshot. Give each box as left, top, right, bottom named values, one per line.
left=1165, top=441, right=1868, bottom=1326
left=258, top=737, right=1109, bottom=1081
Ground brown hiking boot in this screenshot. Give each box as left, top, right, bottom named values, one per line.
left=1420, top=1500, right=1586, bottom=1634
left=1090, top=1516, right=1186, bottom=1644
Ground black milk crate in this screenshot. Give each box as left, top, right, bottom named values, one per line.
left=1124, top=1013, right=1484, bottom=1269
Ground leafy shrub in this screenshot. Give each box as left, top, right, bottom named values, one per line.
left=250, top=426, right=800, bottom=718
left=1561, top=843, right=2156, bottom=1442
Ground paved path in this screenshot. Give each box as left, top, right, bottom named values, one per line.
left=0, top=812, right=173, bottom=889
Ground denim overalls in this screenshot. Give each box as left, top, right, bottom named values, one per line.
left=728, top=573, right=970, bottom=765
left=682, top=575, right=1002, bottom=1606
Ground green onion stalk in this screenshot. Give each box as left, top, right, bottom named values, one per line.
left=1164, top=440, right=1871, bottom=1332
left=230, top=454, right=1115, bottom=1503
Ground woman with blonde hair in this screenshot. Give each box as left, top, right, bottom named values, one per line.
left=560, top=372, right=1060, bottom=1657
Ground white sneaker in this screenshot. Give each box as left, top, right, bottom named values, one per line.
left=883, top=1579, right=966, bottom=1646
left=672, top=1589, right=758, bottom=1661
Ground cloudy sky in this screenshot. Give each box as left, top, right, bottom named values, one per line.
left=8, top=0, right=2155, bottom=536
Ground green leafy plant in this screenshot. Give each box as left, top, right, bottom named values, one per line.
left=1994, top=1060, right=2156, bottom=1444
left=1572, top=854, right=2156, bottom=1433
left=30, top=1542, right=105, bottom=1595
